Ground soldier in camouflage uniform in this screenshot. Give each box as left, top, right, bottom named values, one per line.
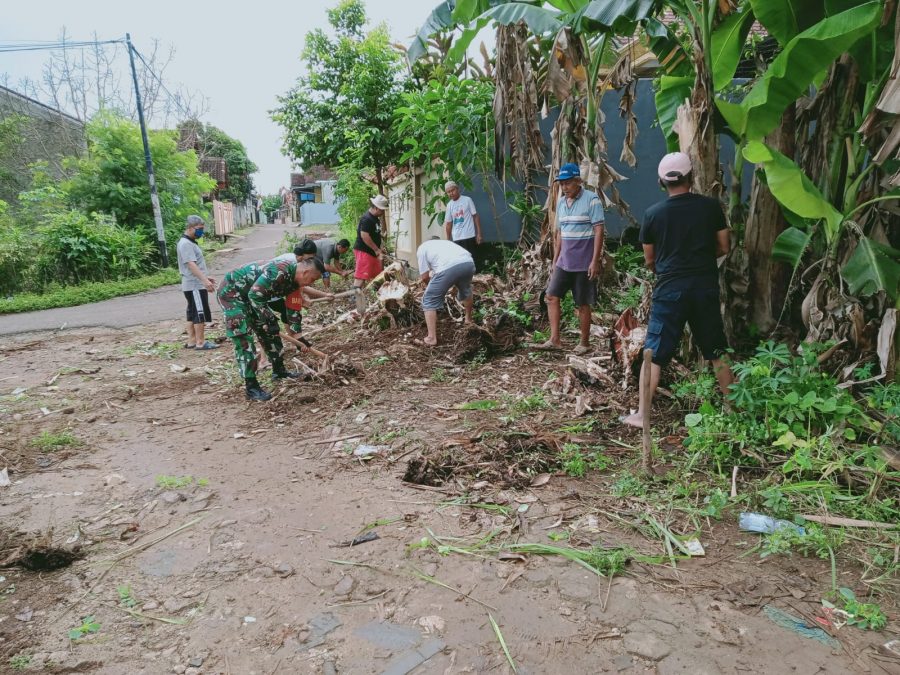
left=217, top=257, right=325, bottom=401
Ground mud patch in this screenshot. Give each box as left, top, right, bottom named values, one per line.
left=0, top=531, right=82, bottom=571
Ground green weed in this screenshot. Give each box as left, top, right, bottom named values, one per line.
left=31, top=430, right=80, bottom=451
left=155, top=475, right=194, bottom=489
left=612, top=474, right=646, bottom=497
left=68, top=615, right=101, bottom=641
left=8, top=654, right=31, bottom=670
left=368, top=356, right=391, bottom=367
left=117, top=585, right=137, bottom=608
left=560, top=443, right=610, bottom=477
left=836, top=588, right=888, bottom=630
left=431, top=367, right=448, bottom=383
left=460, top=399, right=500, bottom=411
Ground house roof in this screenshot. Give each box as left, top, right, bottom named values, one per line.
left=291, top=165, right=336, bottom=188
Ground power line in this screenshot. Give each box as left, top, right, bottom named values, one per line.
left=130, top=45, right=196, bottom=121
left=0, top=39, right=125, bottom=53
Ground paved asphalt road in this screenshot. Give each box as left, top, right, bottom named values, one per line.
left=0, top=221, right=324, bottom=337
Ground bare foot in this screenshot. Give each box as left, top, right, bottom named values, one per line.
left=423, top=336, right=438, bottom=346
left=621, top=412, right=643, bottom=428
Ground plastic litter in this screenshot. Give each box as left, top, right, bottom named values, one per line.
left=353, top=444, right=387, bottom=457
left=739, top=512, right=805, bottom=535
left=763, top=605, right=839, bottom=648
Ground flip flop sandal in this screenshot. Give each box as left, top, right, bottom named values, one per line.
left=532, top=340, right=563, bottom=351
left=195, top=341, right=220, bottom=350
left=573, top=344, right=591, bottom=356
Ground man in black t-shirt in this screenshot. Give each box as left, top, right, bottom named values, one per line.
left=353, top=194, right=388, bottom=288
left=623, top=152, right=734, bottom=428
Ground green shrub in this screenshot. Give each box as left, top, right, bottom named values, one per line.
left=0, top=200, right=34, bottom=295
left=334, top=164, right=374, bottom=243
left=33, top=210, right=152, bottom=288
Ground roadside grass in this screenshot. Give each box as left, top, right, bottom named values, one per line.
left=31, top=430, right=81, bottom=452
left=0, top=223, right=257, bottom=315
left=0, top=269, right=180, bottom=315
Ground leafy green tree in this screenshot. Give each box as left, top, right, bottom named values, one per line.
left=0, top=115, right=28, bottom=204
left=395, top=77, right=494, bottom=220
left=64, top=111, right=215, bottom=261
left=272, top=0, right=407, bottom=193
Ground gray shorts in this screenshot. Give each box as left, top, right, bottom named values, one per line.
left=422, top=261, right=476, bottom=311
left=546, top=267, right=596, bottom=307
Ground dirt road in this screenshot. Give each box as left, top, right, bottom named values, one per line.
left=0, top=221, right=303, bottom=337
left=0, top=238, right=893, bottom=673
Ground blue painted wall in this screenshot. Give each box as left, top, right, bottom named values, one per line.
left=464, top=79, right=750, bottom=242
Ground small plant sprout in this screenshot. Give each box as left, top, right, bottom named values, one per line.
left=68, top=615, right=101, bottom=641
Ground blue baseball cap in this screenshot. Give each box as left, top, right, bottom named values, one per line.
left=556, top=162, right=580, bottom=181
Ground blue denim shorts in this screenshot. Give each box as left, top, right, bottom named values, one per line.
left=644, top=285, right=727, bottom=366
left=422, top=261, right=476, bottom=311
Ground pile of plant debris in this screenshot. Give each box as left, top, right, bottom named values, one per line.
left=404, top=429, right=565, bottom=489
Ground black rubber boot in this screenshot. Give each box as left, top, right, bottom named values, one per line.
left=245, top=380, right=272, bottom=401
left=271, top=359, right=300, bottom=381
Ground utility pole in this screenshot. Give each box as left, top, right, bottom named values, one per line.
left=126, top=33, right=168, bottom=266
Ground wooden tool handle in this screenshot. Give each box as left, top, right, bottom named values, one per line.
left=279, top=332, right=328, bottom=360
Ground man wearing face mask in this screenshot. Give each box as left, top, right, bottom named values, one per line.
left=176, top=215, right=219, bottom=350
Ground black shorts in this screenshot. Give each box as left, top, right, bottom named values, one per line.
left=184, top=289, right=211, bottom=324
left=546, top=267, right=596, bottom=307
left=644, top=286, right=728, bottom=366
left=453, top=237, right=479, bottom=270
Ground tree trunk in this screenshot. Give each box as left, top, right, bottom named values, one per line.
left=674, top=30, right=722, bottom=199
left=375, top=165, right=388, bottom=241
left=745, top=105, right=795, bottom=333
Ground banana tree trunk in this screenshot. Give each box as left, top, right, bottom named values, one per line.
left=674, top=24, right=722, bottom=199
left=745, top=105, right=796, bottom=333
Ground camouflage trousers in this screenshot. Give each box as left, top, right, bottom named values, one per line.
left=216, top=285, right=284, bottom=382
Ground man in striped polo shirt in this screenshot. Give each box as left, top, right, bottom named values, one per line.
left=538, top=162, right=605, bottom=355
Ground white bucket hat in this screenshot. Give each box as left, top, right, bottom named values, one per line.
left=370, top=195, right=389, bottom=210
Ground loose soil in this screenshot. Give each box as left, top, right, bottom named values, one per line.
left=0, top=305, right=896, bottom=674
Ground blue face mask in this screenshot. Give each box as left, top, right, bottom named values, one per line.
left=194, top=228, right=204, bottom=238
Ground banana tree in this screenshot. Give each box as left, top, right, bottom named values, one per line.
left=409, top=0, right=667, bottom=241
left=745, top=140, right=899, bottom=352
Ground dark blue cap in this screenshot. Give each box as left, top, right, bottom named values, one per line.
left=556, top=162, right=580, bottom=181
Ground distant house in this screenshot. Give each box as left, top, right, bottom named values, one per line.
left=0, top=85, right=86, bottom=203
left=177, top=125, right=228, bottom=199
left=290, top=165, right=337, bottom=205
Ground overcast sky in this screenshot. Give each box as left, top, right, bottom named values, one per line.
left=2, top=0, right=459, bottom=194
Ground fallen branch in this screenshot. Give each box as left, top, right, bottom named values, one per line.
left=801, top=515, right=897, bottom=530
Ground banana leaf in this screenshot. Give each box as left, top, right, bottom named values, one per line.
left=717, top=2, right=882, bottom=141
left=842, top=235, right=900, bottom=302
left=480, top=3, right=565, bottom=36
left=772, top=226, right=814, bottom=267
left=654, top=75, right=693, bottom=151
left=743, top=140, right=843, bottom=242
left=748, top=0, right=823, bottom=46
left=408, top=1, right=459, bottom=65
left=710, top=8, right=755, bottom=90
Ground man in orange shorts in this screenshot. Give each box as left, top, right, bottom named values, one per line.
left=353, top=194, right=388, bottom=287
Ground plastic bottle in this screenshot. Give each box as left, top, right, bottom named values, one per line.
left=739, top=512, right=805, bottom=535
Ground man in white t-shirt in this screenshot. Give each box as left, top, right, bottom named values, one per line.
left=443, top=182, right=482, bottom=265
left=416, top=238, right=476, bottom=346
